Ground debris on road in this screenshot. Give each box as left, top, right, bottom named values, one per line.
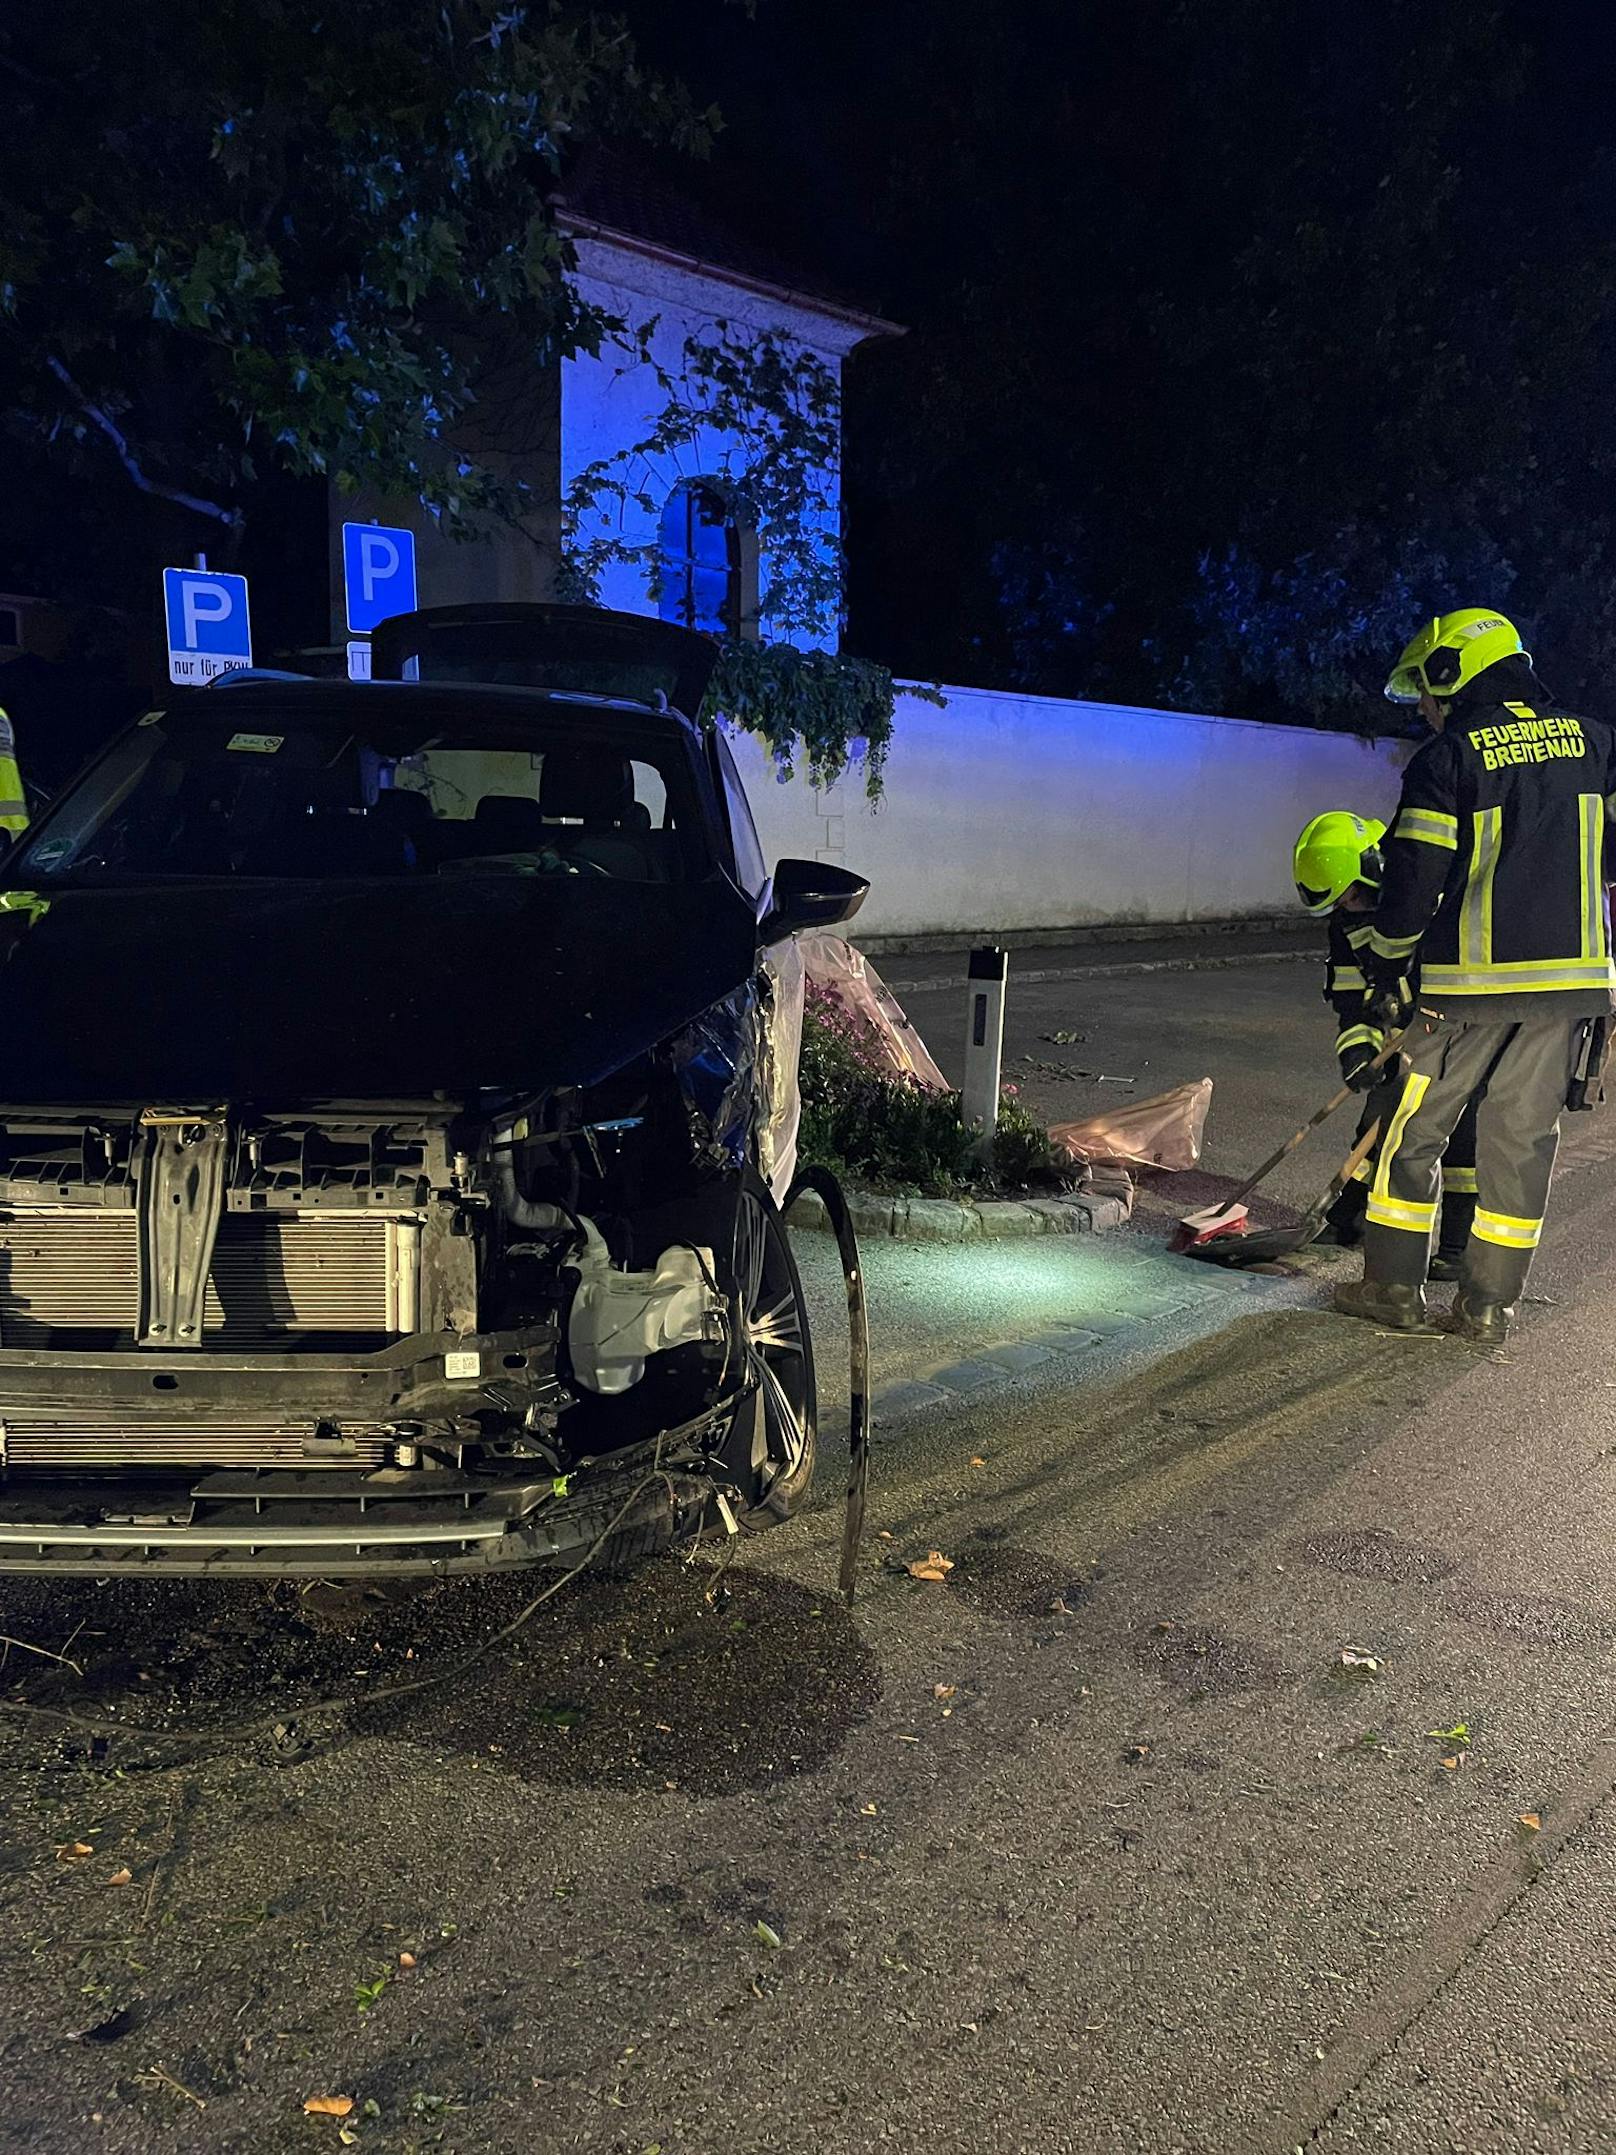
left=304, top=2093, right=356, bottom=2117
left=754, top=1920, right=783, bottom=1949
left=907, top=1551, right=956, bottom=1582
left=1337, top=1648, right=1381, bottom=1675
left=136, top=2065, right=206, bottom=2110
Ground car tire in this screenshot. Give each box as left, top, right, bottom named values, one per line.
left=731, top=1172, right=818, bottom=1529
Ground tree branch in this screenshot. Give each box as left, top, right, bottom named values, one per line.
left=46, top=357, right=243, bottom=528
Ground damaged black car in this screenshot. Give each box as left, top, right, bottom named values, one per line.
left=0, top=606, right=867, bottom=1576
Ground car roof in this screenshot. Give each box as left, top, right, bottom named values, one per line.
left=176, top=676, right=702, bottom=742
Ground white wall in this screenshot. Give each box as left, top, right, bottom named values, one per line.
left=730, top=681, right=1409, bottom=939
left=563, top=237, right=865, bottom=648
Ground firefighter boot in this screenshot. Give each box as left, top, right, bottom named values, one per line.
left=1332, top=1279, right=1432, bottom=1332
left=1442, top=1291, right=1513, bottom=1347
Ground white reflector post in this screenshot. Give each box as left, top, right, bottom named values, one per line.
left=961, top=945, right=1008, bottom=1161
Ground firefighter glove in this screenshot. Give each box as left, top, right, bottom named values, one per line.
left=1364, top=963, right=1414, bottom=1034
left=1340, top=1038, right=1382, bottom=1093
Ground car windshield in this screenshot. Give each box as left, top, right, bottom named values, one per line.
left=10, top=704, right=703, bottom=886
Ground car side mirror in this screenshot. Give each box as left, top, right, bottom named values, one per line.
left=758, top=857, right=870, bottom=944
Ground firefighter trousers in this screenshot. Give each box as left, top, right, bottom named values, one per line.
left=1328, top=1086, right=1476, bottom=1252
left=1361, top=1013, right=1586, bottom=1306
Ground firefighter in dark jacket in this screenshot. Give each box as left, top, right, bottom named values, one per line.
left=1335, top=608, right=1616, bottom=1343
left=1292, top=811, right=1476, bottom=1272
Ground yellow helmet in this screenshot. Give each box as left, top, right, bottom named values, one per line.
left=1384, top=608, right=1529, bottom=705
left=1293, top=811, right=1386, bottom=916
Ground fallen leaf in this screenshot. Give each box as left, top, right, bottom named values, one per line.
left=969, top=1456, right=987, bottom=1468
left=908, top=1551, right=955, bottom=1583
left=55, top=1841, right=94, bottom=1864
left=304, top=2096, right=355, bottom=2118
left=754, top=1920, right=782, bottom=1949
left=106, top=1867, right=133, bottom=1888
left=860, top=1802, right=878, bottom=1816
left=933, top=1683, right=957, bottom=1701
left=877, top=1530, right=895, bottom=1542
left=1519, top=1812, right=1542, bottom=1832
left=1441, top=1756, right=1461, bottom=1772
left=339, top=2133, right=359, bottom=2149
left=398, top=1951, right=417, bottom=1970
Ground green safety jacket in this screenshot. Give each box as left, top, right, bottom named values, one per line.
left=1370, top=687, right=1616, bottom=1014
left=0, top=708, right=27, bottom=836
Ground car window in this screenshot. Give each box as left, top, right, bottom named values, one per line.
left=11, top=717, right=701, bottom=887
left=713, top=729, right=769, bottom=900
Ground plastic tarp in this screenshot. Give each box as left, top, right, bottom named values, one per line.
left=1049, top=1078, right=1213, bottom=1174
left=799, top=931, right=949, bottom=1094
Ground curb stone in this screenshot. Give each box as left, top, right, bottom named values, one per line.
left=787, top=1186, right=1130, bottom=1243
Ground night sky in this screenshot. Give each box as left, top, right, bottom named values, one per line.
left=634, top=0, right=1616, bottom=723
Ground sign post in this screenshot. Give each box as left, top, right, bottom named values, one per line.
left=162, top=567, right=252, bottom=685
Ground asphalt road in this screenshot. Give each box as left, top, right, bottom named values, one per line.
left=4, top=956, right=1616, bottom=2153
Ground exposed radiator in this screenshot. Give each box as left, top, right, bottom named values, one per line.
left=0, top=1210, right=420, bottom=1347
left=0, top=1406, right=391, bottom=1470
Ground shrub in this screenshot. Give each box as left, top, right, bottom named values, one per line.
left=796, top=994, right=1067, bottom=1196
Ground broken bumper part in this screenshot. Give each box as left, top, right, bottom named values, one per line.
left=0, top=1464, right=712, bottom=1577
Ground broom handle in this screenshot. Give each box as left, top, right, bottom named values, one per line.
left=1210, top=1029, right=1405, bottom=1220
left=1307, top=1117, right=1384, bottom=1221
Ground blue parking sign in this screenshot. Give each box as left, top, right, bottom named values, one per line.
left=163, top=568, right=252, bottom=685
left=343, top=522, right=418, bottom=635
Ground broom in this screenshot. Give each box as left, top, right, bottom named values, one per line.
left=1175, top=1117, right=1383, bottom=1268
left=1170, top=1031, right=1405, bottom=1255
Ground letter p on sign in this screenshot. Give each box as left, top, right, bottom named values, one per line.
left=343, top=522, right=418, bottom=636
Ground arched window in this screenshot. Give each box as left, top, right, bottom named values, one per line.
left=658, top=482, right=748, bottom=637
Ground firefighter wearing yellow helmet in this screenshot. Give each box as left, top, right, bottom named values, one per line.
left=1334, top=608, right=1616, bottom=1344
left=1292, top=811, right=1477, bottom=1268
left=0, top=708, right=28, bottom=840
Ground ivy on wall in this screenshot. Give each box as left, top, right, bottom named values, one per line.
left=563, top=319, right=928, bottom=796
